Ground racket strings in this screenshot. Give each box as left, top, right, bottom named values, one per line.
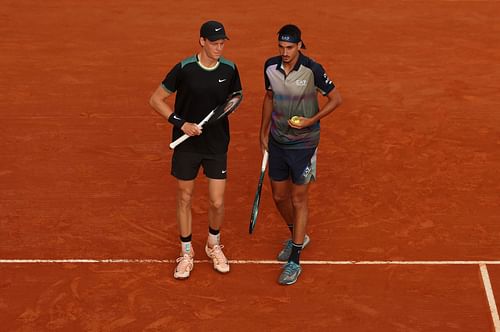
left=215, top=95, right=242, bottom=120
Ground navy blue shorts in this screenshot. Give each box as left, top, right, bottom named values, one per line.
left=268, top=141, right=317, bottom=185
left=171, top=151, right=227, bottom=180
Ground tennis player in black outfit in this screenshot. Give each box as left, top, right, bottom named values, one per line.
left=149, top=21, right=242, bottom=279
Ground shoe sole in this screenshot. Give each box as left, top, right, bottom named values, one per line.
left=174, top=275, right=190, bottom=280
left=277, top=236, right=311, bottom=262
left=174, top=267, right=193, bottom=280
left=212, top=267, right=230, bottom=274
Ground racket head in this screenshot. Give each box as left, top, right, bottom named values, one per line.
left=248, top=179, right=263, bottom=234
left=208, top=92, right=242, bottom=124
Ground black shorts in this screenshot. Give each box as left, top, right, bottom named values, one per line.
left=171, top=151, right=227, bottom=180
left=268, top=140, right=317, bottom=185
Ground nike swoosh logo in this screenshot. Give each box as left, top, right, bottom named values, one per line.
left=173, top=115, right=181, bottom=120
left=221, top=170, right=227, bottom=174
left=215, top=28, right=222, bottom=31
left=218, top=79, right=226, bottom=83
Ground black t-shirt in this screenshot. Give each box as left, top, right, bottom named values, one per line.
left=162, top=55, right=242, bottom=154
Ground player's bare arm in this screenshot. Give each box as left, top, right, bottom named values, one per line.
left=149, top=85, right=174, bottom=119
left=288, top=89, right=342, bottom=129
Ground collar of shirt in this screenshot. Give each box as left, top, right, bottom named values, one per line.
left=276, top=51, right=306, bottom=75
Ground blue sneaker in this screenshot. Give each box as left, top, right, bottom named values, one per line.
left=278, top=261, right=302, bottom=285
left=277, top=235, right=310, bottom=261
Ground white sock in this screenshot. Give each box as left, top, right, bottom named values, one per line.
left=208, top=233, right=220, bottom=247
left=181, top=241, right=192, bottom=255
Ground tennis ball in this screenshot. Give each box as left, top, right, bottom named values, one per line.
left=291, top=116, right=300, bottom=124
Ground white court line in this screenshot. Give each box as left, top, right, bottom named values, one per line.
left=2, top=259, right=499, bottom=328
left=480, top=264, right=500, bottom=332
left=2, top=259, right=500, bottom=265
left=402, top=0, right=500, bottom=2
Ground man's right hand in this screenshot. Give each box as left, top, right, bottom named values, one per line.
left=182, top=122, right=203, bottom=136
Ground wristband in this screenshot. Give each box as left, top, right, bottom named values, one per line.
left=168, top=113, right=186, bottom=129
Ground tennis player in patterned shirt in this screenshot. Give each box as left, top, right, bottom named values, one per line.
left=150, top=21, right=242, bottom=280
left=260, top=24, right=342, bottom=285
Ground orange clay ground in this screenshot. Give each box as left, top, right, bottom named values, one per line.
left=1, top=0, right=500, bottom=331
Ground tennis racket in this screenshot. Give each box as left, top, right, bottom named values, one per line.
left=206, top=91, right=242, bottom=125
left=169, top=92, right=242, bottom=150
left=249, top=150, right=269, bottom=234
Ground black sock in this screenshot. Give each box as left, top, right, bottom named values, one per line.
left=180, top=234, right=192, bottom=242
left=287, top=224, right=294, bottom=236
left=288, top=242, right=302, bottom=264
left=209, top=226, right=220, bottom=235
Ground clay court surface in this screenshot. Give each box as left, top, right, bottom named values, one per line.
left=1, top=0, right=500, bottom=331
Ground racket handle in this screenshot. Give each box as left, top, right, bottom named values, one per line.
left=169, top=110, right=215, bottom=150
left=261, top=150, right=269, bottom=171
left=169, top=133, right=190, bottom=149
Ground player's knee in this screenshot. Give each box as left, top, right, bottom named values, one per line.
left=272, top=192, right=289, bottom=204
left=291, top=196, right=307, bottom=210
left=209, top=198, right=224, bottom=210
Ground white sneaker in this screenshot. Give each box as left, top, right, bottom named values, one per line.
left=174, top=250, right=194, bottom=279
left=205, top=244, right=230, bottom=273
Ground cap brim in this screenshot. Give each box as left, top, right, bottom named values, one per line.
left=206, top=34, right=229, bottom=41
